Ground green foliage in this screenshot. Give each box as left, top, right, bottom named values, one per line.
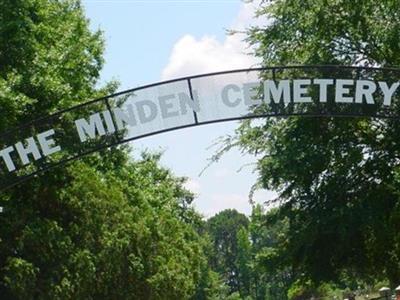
left=236, top=226, right=252, bottom=297
left=206, top=209, right=249, bottom=294
left=226, top=0, right=400, bottom=289
left=0, top=1, right=209, bottom=299
left=3, top=258, right=38, bottom=300
left=0, top=0, right=116, bottom=130
left=1, top=155, right=210, bottom=299
left=3, top=0, right=399, bottom=298
left=204, top=207, right=293, bottom=300
left=287, top=280, right=341, bottom=300
left=193, top=267, right=231, bottom=300
left=248, top=0, right=400, bottom=66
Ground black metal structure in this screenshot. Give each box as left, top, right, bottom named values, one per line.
left=1, top=65, right=400, bottom=191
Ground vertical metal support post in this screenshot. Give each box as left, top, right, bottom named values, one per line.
left=187, top=79, right=199, bottom=124
left=104, top=98, right=122, bottom=143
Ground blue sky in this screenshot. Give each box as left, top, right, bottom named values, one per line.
left=84, top=0, right=241, bottom=87
left=83, top=0, right=275, bottom=217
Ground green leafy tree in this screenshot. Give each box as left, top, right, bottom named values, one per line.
left=236, top=226, right=252, bottom=297
left=249, top=205, right=292, bottom=300
left=225, top=0, right=400, bottom=287
left=0, top=1, right=209, bottom=299
left=1, top=153, right=209, bottom=299
left=206, top=209, right=249, bottom=294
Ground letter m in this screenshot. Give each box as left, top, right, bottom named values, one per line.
left=75, top=113, right=106, bottom=142
left=264, top=80, right=291, bottom=104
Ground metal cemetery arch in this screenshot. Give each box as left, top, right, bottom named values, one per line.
left=1, top=65, right=400, bottom=191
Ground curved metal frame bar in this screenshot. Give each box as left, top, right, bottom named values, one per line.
left=1, top=65, right=400, bottom=191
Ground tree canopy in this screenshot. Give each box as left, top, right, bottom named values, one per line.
left=2, top=0, right=400, bottom=299
left=228, top=0, right=400, bottom=287
left=0, top=1, right=210, bottom=299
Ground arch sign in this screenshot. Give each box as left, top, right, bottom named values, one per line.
left=1, top=65, right=400, bottom=190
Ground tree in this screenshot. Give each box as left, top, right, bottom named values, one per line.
left=227, top=0, right=400, bottom=286
left=249, top=205, right=293, bottom=300
left=236, top=226, right=252, bottom=297
left=0, top=1, right=208, bottom=298
left=206, top=209, right=249, bottom=294
left=1, top=155, right=209, bottom=299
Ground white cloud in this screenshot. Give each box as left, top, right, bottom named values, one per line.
left=183, top=178, right=201, bottom=195
left=160, top=0, right=277, bottom=219
left=232, top=0, right=266, bottom=30
left=194, top=188, right=278, bottom=219
left=197, top=193, right=250, bottom=218
left=161, top=0, right=266, bottom=80
left=213, top=167, right=231, bottom=179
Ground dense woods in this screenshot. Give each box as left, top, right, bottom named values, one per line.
left=0, top=0, right=399, bottom=299
left=221, top=0, right=400, bottom=298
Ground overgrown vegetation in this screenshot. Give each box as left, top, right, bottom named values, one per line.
left=1, top=0, right=399, bottom=299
